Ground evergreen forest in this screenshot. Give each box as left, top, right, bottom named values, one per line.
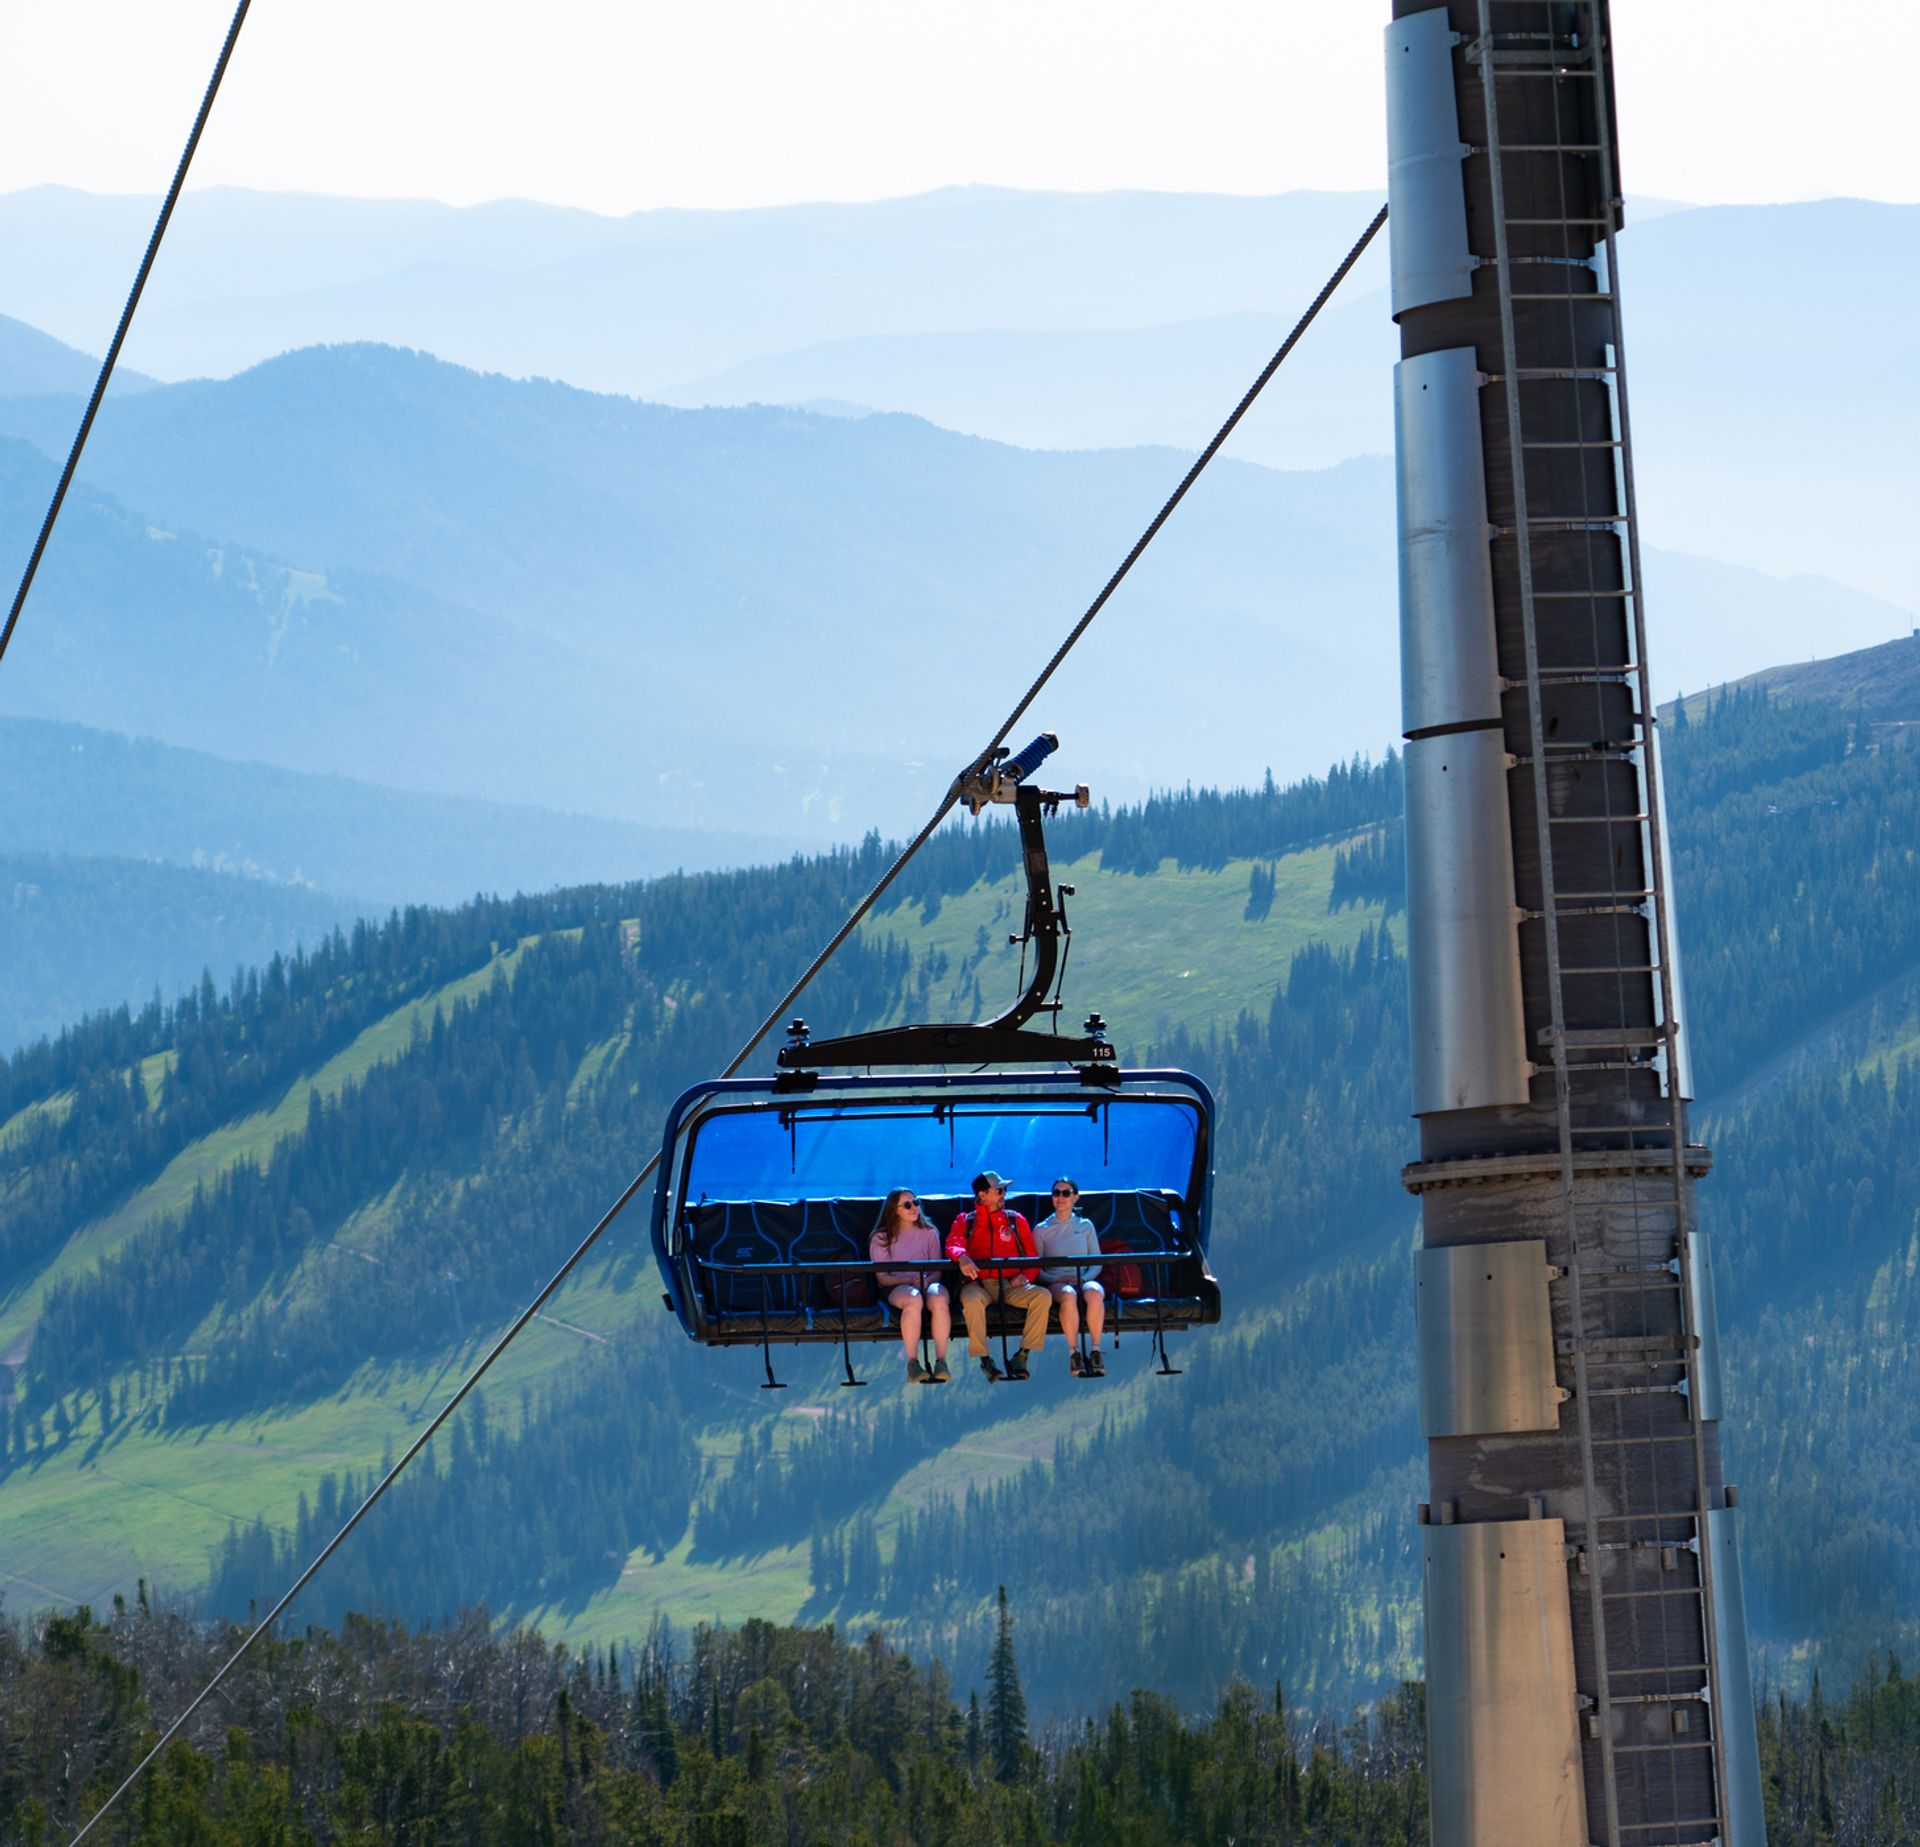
left=5, top=1595, right=1916, bottom=1846
left=2, top=679, right=1919, bottom=1742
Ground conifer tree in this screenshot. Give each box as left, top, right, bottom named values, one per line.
left=987, top=1583, right=1028, bottom=1782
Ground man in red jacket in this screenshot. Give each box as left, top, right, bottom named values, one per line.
left=948, top=1169, right=1050, bottom=1381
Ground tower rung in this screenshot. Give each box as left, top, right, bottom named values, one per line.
left=1522, top=440, right=1624, bottom=451
left=1502, top=365, right=1618, bottom=380
left=1509, top=291, right=1617, bottom=303
left=1472, top=142, right=1604, bottom=154
left=1540, top=1025, right=1666, bottom=1046
left=1494, top=517, right=1626, bottom=533
left=1548, top=813, right=1652, bottom=826
left=1470, top=39, right=1597, bottom=67
left=1517, top=748, right=1642, bottom=767
left=1563, top=1339, right=1691, bottom=1359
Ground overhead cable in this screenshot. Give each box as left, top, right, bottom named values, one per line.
left=65, top=199, right=1386, bottom=1845
left=0, top=1, right=253, bottom=671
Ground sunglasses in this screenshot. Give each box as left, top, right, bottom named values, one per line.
left=898, top=1197, right=917, bottom=1209
left=1052, top=1188, right=1075, bottom=1197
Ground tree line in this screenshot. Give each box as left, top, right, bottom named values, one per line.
left=0, top=1596, right=1427, bottom=1846
left=5, top=1595, right=1913, bottom=1844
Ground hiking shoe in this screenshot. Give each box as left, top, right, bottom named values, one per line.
left=1088, top=1348, right=1106, bottom=1377
left=931, top=1357, right=952, bottom=1384
left=907, top=1357, right=928, bottom=1384
left=979, top=1355, right=1004, bottom=1383
left=1069, top=1350, right=1087, bottom=1378
left=1007, top=1351, right=1031, bottom=1381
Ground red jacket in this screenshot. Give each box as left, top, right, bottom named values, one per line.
left=947, top=1206, right=1038, bottom=1285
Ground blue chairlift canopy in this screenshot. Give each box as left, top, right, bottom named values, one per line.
left=649, top=1069, right=1218, bottom=1356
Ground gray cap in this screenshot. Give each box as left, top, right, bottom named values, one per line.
left=972, top=1169, right=1007, bottom=1194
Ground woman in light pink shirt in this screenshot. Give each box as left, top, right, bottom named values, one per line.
left=870, top=1187, right=952, bottom=1384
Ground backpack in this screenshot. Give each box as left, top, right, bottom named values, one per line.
left=1100, top=1233, right=1145, bottom=1297
left=958, top=1207, right=1035, bottom=1272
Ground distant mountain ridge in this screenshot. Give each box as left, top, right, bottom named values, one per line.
left=0, top=713, right=795, bottom=906
left=656, top=200, right=1920, bottom=610
left=0, top=312, right=158, bottom=399
left=6, top=188, right=1909, bottom=608
left=1, top=342, right=1908, bottom=846
left=0, top=185, right=1391, bottom=394
left=0, top=852, right=360, bottom=1054
left=1718, top=629, right=1920, bottom=721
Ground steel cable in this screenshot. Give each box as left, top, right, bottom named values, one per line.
left=63, top=199, right=1385, bottom=1844
left=1, top=1, right=252, bottom=672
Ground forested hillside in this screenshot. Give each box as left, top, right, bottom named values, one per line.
left=3, top=682, right=1920, bottom=1722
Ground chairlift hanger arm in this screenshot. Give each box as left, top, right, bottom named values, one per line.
left=778, top=734, right=1109, bottom=1075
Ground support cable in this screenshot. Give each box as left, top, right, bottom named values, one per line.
left=1, top=2, right=252, bottom=672
left=64, top=201, right=1385, bottom=1846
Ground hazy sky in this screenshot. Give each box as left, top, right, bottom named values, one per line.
left=3, top=1, right=1912, bottom=216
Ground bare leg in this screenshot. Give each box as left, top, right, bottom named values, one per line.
left=1085, top=1281, right=1106, bottom=1347
left=1053, top=1283, right=1081, bottom=1347
left=898, top=1290, right=923, bottom=1362
left=927, top=1288, right=951, bottom=1359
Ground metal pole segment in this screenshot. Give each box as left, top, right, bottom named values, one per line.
left=1390, top=2, right=1759, bottom=1839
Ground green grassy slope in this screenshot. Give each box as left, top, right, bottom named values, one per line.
left=866, top=840, right=1380, bottom=1046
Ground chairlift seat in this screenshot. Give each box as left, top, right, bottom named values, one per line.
left=653, top=1070, right=1219, bottom=1353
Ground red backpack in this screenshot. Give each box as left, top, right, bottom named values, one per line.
left=1099, top=1233, right=1145, bottom=1297
left=956, top=1207, right=1036, bottom=1272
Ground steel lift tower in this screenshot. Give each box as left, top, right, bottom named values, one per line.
left=1385, top=5, right=1764, bottom=1842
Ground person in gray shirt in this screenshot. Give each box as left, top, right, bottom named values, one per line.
left=1035, top=1176, right=1105, bottom=1377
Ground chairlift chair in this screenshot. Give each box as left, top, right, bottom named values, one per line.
left=648, top=736, right=1221, bottom=1385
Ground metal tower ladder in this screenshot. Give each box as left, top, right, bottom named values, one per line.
left=1474, top=4, right=1733, bottom=1843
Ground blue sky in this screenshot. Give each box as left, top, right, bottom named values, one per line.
left=3, top=1, right=1913, bottom=215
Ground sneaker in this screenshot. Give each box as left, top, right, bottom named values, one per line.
left=979, top=1355, right=1004, bottom=1383
left=931, top=1357, right=952, bottom=1384
left=907, top=1357, right=928, bottom=1384
left=1069, top=1351, right=1086, bottom=1378
left=1088, top=1348, right=1106, bottom=1377
left=1007, top=1351, right=1031, bottom=1382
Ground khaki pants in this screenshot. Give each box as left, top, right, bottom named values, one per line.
left=960, top=1275, right=1050, bottom=1356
